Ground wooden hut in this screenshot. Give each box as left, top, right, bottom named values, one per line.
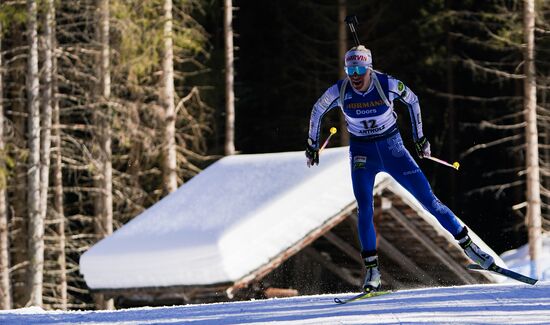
left=80, top=147, right=501, bottom=307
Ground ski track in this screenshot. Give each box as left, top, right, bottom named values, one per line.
left=1, top=283, right=549, bottom=324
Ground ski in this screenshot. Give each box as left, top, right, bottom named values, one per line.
left=334, top=290, right=391, bottom=304
left=467, top=264, right=538, bottom=285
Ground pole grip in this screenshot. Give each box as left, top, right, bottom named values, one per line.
left=425, top=156, right=460, bottom=171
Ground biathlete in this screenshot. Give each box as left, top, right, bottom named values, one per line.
left=305, top=45, right=495, bottom=292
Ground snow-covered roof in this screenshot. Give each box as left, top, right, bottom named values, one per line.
left=80, top=147, right=501, bottom=290
left=80, top=147, right=357, bottom=289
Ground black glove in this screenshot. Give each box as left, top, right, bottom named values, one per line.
left=305, top=138, right=319, bottom=167
left=415, top=136, right=431, bottom=158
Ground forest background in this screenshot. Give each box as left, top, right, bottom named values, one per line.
left=0, top=0, right=549, bottom=311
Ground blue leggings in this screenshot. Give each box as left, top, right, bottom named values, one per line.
left=350, top=132, right=463, bottom=253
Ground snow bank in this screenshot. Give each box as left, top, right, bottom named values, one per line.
left=501, top=233, right=550, bottom=281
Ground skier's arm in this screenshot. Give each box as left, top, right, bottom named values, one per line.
left=388, top=77, right=430, bottom=157
left=388, top=77, right=424, bottom=141
left=308, top=84, right=340, bottom=148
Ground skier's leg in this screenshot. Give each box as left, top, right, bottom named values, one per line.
left=381, top=133, right=495, bottom=268
left=394, top=165, right=463, bottom=235
left=350, top=148, right=382, bottom=291
left=401, top=167, right=495, bottom=268
left=381, top=133, right=463, bottom=235
left=400, top=166, right=495, bottom=269
left=350, top=150, right=378, bottom=253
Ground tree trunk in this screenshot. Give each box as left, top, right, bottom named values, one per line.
left=337, top=0, right=349, bottom=146
left=162, top=0, right=178, bottom=193
left=40, top=0, right=58, bottom=310
left=0, top=20, right=12, bottom=310
left=40, top=0, right=54, bottom=229
left=543, top=79, right=550, bottom=235
left=523, top=0, right=542, bottom=279
left=10, top=32, right=29, bottom=309
left=224, top=0, right=236, bottom=155
left=51, top=52, right=67, bottom=312
left=49, top=0, right=67, bottom=310
left=94, top=0, right=113, bottom=245
left=26, top=0, right=43, bottom=307
left=93, top=0, right=114, bottom=310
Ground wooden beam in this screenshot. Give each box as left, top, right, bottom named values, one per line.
left=264, top=287, right=298, bottom=298
left=386, top=207, right=477, bottom=284
left=323, top=230, right=363, bottom=266
left=94, top=283, right=229, bottom=302
left=345, top=212, right=361, bottom=247
left=378, top=234, right=436, bottom=285
left=227, top=202, right=358, bottom=296
left=303, top=247, right=361, bottom=287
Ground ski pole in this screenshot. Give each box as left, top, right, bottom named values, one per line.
left=425, top=156, right=460, bottom=171
left=319, top=127, right=338, bottom=153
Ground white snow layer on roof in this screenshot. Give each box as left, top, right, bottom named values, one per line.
left=80, top=147, right=357, bottom=289
left=80, top=146, right=501, bottom=289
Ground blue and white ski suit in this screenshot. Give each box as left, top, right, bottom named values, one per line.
left=308, top=71, right=463, bottom=254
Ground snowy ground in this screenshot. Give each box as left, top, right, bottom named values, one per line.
left=1, top=282, right=549, bottom=324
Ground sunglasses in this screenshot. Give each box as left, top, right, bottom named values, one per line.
left=344, top=66, right=368, bottom=76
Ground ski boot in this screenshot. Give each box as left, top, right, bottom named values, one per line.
left=455, top=227, right=495, bottom=269
left=361, top=251, right=381, bottom=292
